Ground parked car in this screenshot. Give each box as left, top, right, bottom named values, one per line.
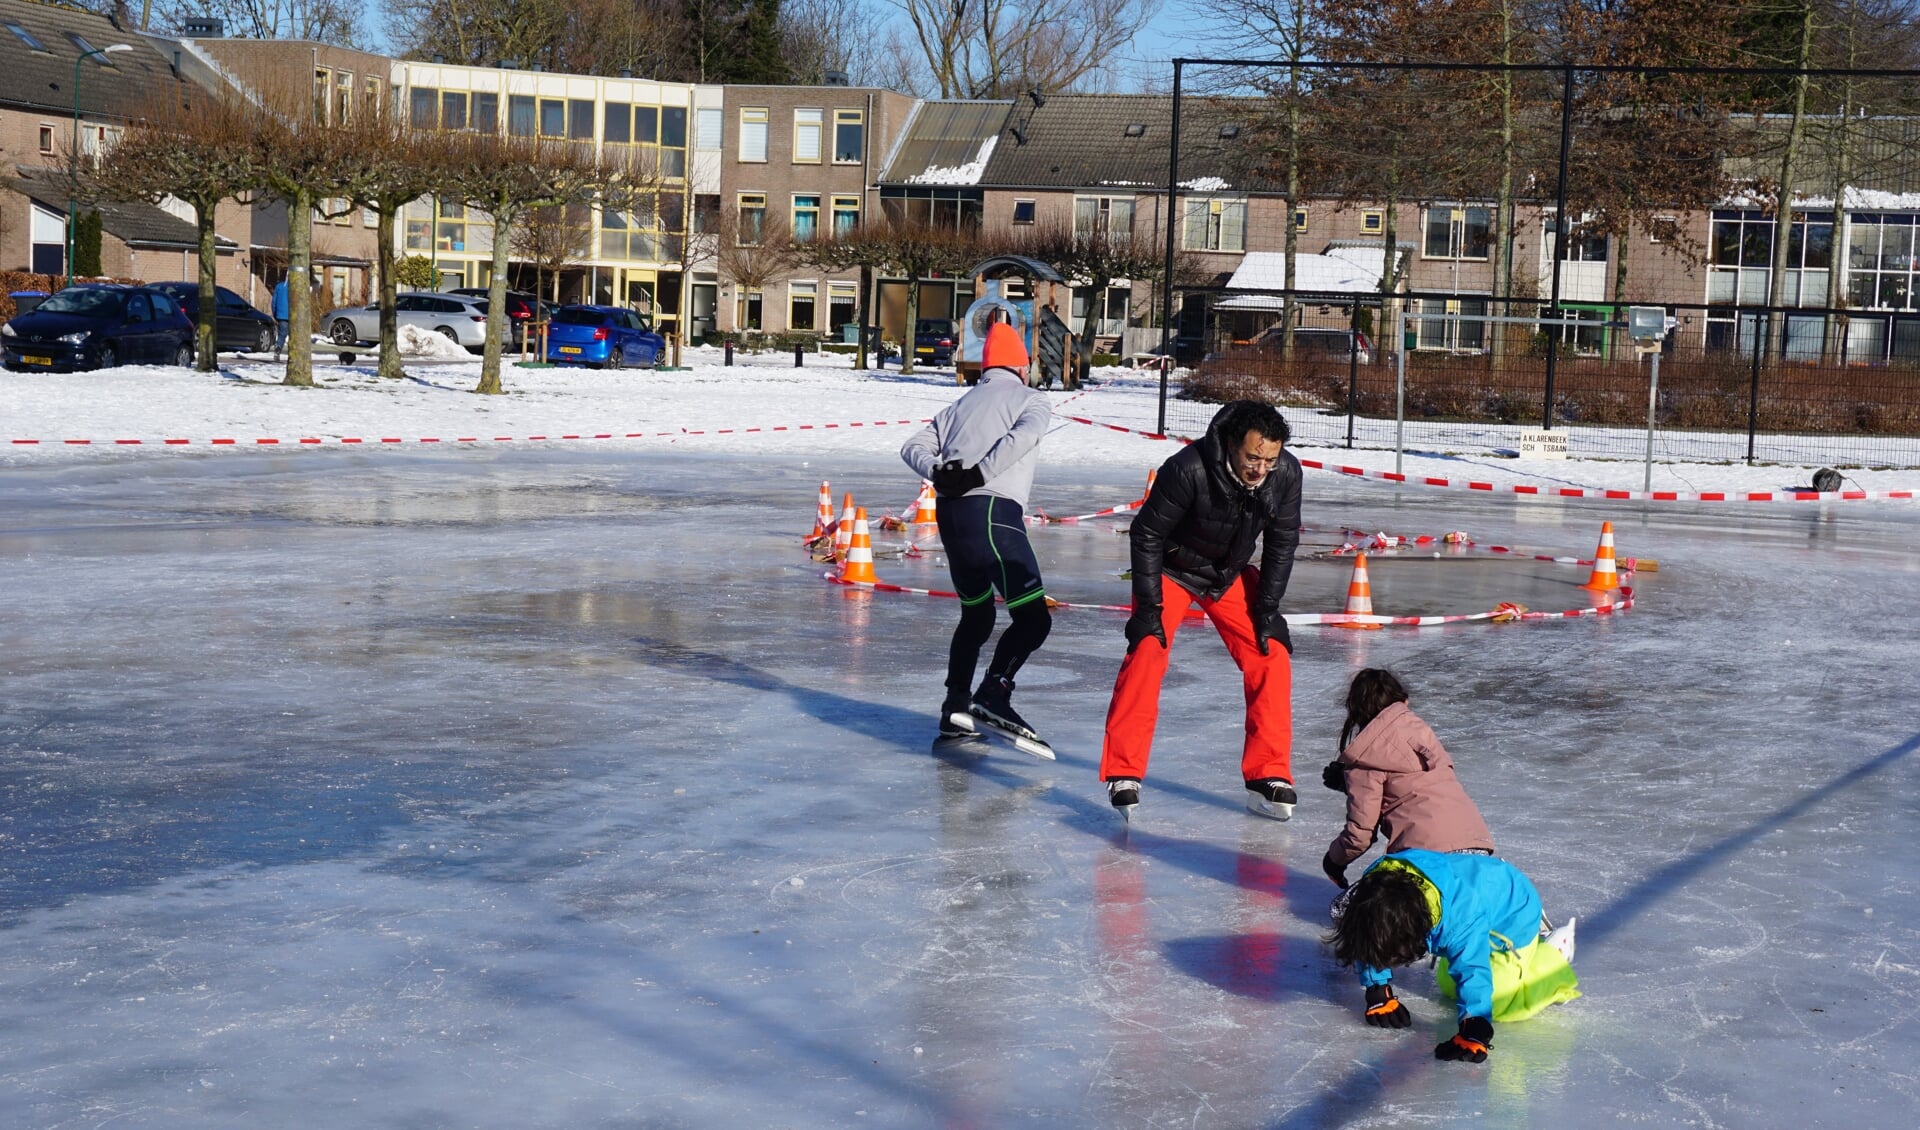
left=2, top=284, right=195, bottom=371
left=544, top=305, right=665, bottom=368
left=914, top=318, right=959, bottom=365
left=323, top=292, right=492, bottom=350
left=1245, top=325, right=1373, bottom=366
left=149, top=282, right=277, bottom=354
left=450, top=287, right=545, bottom=344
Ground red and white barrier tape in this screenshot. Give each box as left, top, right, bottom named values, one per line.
left=1032, top=498, right=1145, bottom=524
left=1059, top=415, right=1919, bottom=503
left=5, top=417, right=934, bottom=448
left=1315, top=530, right=1645, bottom=572
left=823, top=571, right=1634, bottom=626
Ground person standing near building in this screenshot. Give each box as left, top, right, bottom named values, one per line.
left=1100, top=400, right=1302, bottom=819
left=900, top=322, right=1054, bottom=756
left=271, top=275, right=290, bottom=357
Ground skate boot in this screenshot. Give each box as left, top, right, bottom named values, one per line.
left=934, top=695, right=983, bottom=751
left=968, top=675, right=1054, bottom=760
left=1107, top=777, right=1141, bottom=820
left=1542, top=916, right=1577, bottom=964
left=1245, top=778, right=1297, bottom=821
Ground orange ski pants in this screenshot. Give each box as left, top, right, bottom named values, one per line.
left=1100, top=568, right=1294, bottom=785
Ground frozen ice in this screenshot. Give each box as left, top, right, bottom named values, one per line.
left=1, top=401, right=1918, bottom=1126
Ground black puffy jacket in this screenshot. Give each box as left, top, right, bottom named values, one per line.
left=1130, top=405, right=1302, bottom=617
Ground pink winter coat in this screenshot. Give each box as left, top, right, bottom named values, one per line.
left=1327, top=701, right=1494, bottom=868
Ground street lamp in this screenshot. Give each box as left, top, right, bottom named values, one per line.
left=67, top=43, right=133, bottom=282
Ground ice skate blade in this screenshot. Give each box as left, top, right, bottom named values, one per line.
left=932, top=733, right=987, bottom=755
left=964, top=713, right=1055, bottom=760
left=1115, top=802, right=1135, bottom=822
left=1246, top=794, right=1294, bottom=821
left=967, top=703, right=1041, bottom=742
left=943, top=711, right=979, bottom=734
left=1544, top=916, right=1577, bottom=964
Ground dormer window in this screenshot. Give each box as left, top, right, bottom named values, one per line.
left=1123, top=123, right=1146, bottom=138
left=7, top=23, right=48, bottom=51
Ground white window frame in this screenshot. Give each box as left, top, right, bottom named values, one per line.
left=739, top=108, right=768, bottom=163
left=1182, top=196, right=1246, bottom=252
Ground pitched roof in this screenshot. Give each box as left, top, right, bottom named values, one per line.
left=10, top=164, right=237, bottom=249
left=878, top=100, right=1012, bottom=186
left=0, top=0, right=195, bottom=121
left=977, top=93, right=1269, bottom=193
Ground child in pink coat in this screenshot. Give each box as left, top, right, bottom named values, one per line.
left=1320, top=669, right=1494, bottom=888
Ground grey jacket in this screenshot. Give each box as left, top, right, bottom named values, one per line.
left=899, top=368, right=1051, bottom=509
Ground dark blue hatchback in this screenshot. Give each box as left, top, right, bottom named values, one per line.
left=544, top=304, right=665, bottom=369
left=2, top=284, right=196, bottom=371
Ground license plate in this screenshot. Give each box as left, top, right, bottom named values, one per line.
left=558, top=346, right=581, bottom=354
left=21, top=354, right=52, bottom=365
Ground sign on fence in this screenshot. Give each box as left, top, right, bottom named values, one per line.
left=1519, top=429, right=1568, bottom=460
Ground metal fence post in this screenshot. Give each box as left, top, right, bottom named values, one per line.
left=1345, top=299, right=1360, bottom=449
left=1747, top=310, right=1764, bottom=464
left=1644, top=347, right=1661, bottom=493
left=1395, top=308, right=1407, bottom=474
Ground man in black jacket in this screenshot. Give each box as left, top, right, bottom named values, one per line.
left=1099, top=400, right=1302, bottom=820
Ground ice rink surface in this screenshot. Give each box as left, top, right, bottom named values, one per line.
left=1, top=447, right=1916, bottom=1128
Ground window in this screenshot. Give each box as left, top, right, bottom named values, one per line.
left=604, top=103, right=630, bottom=144
left=1293, top=209, right=1308, bottom=232
left=790, top=281, right=818, bottom=331
left=569, top=99, right=594, bottom=141
left=693, top=194, right=720, bottom=234
left=336, top=71, right=352, bottom=124
left=1361, top=210, right=1383, bottom=235
left=661, top=107, right=687, bottom=178
left=364, top=205, right=378, bottom=228
left=411, top=86, right=438, bottom=129
left=315, top=68, right=332, bottom=121
left=829, top=281, right=858, bottom=335
left=6, top=23, right=47, bottom=51
left=740, top=108, right=768, bottom=162
left=697, top=107, right=722, bottom=149
left=1414, top=297, right=1489, bottom=352
left=737, top=193, right=766, bottom=245
left=793, top=195, right=821, bottom=241
left=736, top=288, right=763, bottom=330
left=1075, top=197, right=1134, bottom=242
left=440, top=91, right=467, bottom=132
left=832, top=195, right=860, bottom=237
left=1013, top=199, right=1035, bottom=225
left=1424, top=205, right=1491, bottom=259
left=472, top=92, right=497, bottom=133
left=633, top=106, right=658, bottom=144
left=794, top=109, right=823, bottom=163
left=1648, top=215, right=1678, bottom=244
left=38, top=125, right=53, bottom=154
left=1182, top=197, right=1245, bottom=252
left=833, top=109, right=864, bottom=163
left=1709, top=209, right=1836, bottom=309
left=367, top=77, right=384, bottom=119
left=70, top=34, right=110, bottom=63
left=1548, top=214, right=1608, bottom=262
left=539, top=99, right=566, bottom=138
left=508, top=95, right=536, bottom=137
left=438, top=202, right=467, bottom=252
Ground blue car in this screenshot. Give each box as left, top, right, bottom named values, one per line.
left=3, top=284, right=197, bottom=371
left=544, top=305, right=665, bottom=369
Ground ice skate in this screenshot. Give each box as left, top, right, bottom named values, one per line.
left=1245, top=778, right=1297, bottom=821
left=932, top=697, right=985, bottom=753
left=1543, top=916, right=1577, bottom=964
left=1107, top=777, right=1140, bottom=821
left=967, top=675, right=1054, bottom=760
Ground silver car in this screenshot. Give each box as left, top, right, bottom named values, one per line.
left=323, top=292, right=492, bottom=350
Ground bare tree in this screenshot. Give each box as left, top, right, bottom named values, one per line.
left=884, top=0, right=1162, bottom=97
left=249, top=97, right=359, bottom=388
left=513, top=203, right=595, bottom=304
left=88, top=93, right=259, bottom=372
left=714, top=209, right=798, bottom=332
left=779, top=0, right=882, bottom=84
left=332, top=103, right=444, bottom=380
left=147, top=0, right=366, bottom=43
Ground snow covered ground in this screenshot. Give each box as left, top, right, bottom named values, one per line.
left=5, top=347, right=1917, bottom=497
left=3, top=349, right=1919, bottom=1127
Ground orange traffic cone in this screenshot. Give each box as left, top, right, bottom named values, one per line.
left=839, top=507, right=879, bottom=583
left=910, top=481, right=939, bottom=536
left=1582, top=521, right=1620, bottom=592
left=808, top=480, right=833, bottom=540
left=832, top=493, right=856, bottom=562
left=1338, top=552, right=1382, bottom=630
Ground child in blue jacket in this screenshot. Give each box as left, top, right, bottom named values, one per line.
left=1327, top=849, right=1579, bottom=1062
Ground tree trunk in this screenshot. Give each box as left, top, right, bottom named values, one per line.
left=1490, top=0, right=1516, bottom=365
left=376, top=199, right=403, bottom=379
left=475, top=194, right=514, bottom=395
left=855, top=261, right=872, bottom=369
left=283, top=188, right=316, bottom=388
left=194, top=201, right=218, bottom=372
left=901, top=272, right=918, bottom=375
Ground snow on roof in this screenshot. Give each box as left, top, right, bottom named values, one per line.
left=903, top=134, right=999, bottom=186
left=1219, top=249, right=1389, bottom=300
left=1181, top=176, right=1231, bottom=192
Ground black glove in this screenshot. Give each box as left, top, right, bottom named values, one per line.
left=1321, top=759, right=1346, bottom=793
left=930, top=463, right=985, bottom=498
left=1322, top=851, right=1349, bottom=889
left=1124, top=607, right=1167, bottom=653
left=1254, top=606, right=1292, bottom=657
left=1435, top=1016, right=1494, bottom=1062
left=1363, top=984, right=1411, bottom=1029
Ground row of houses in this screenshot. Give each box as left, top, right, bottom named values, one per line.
left=7, top=0, right=1920, bottom=361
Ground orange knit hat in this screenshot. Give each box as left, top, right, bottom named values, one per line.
left=981, top=322, right=1029, bottom=371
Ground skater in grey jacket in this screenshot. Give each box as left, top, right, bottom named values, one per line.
left=900, top=322, right=1054, bottom=752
